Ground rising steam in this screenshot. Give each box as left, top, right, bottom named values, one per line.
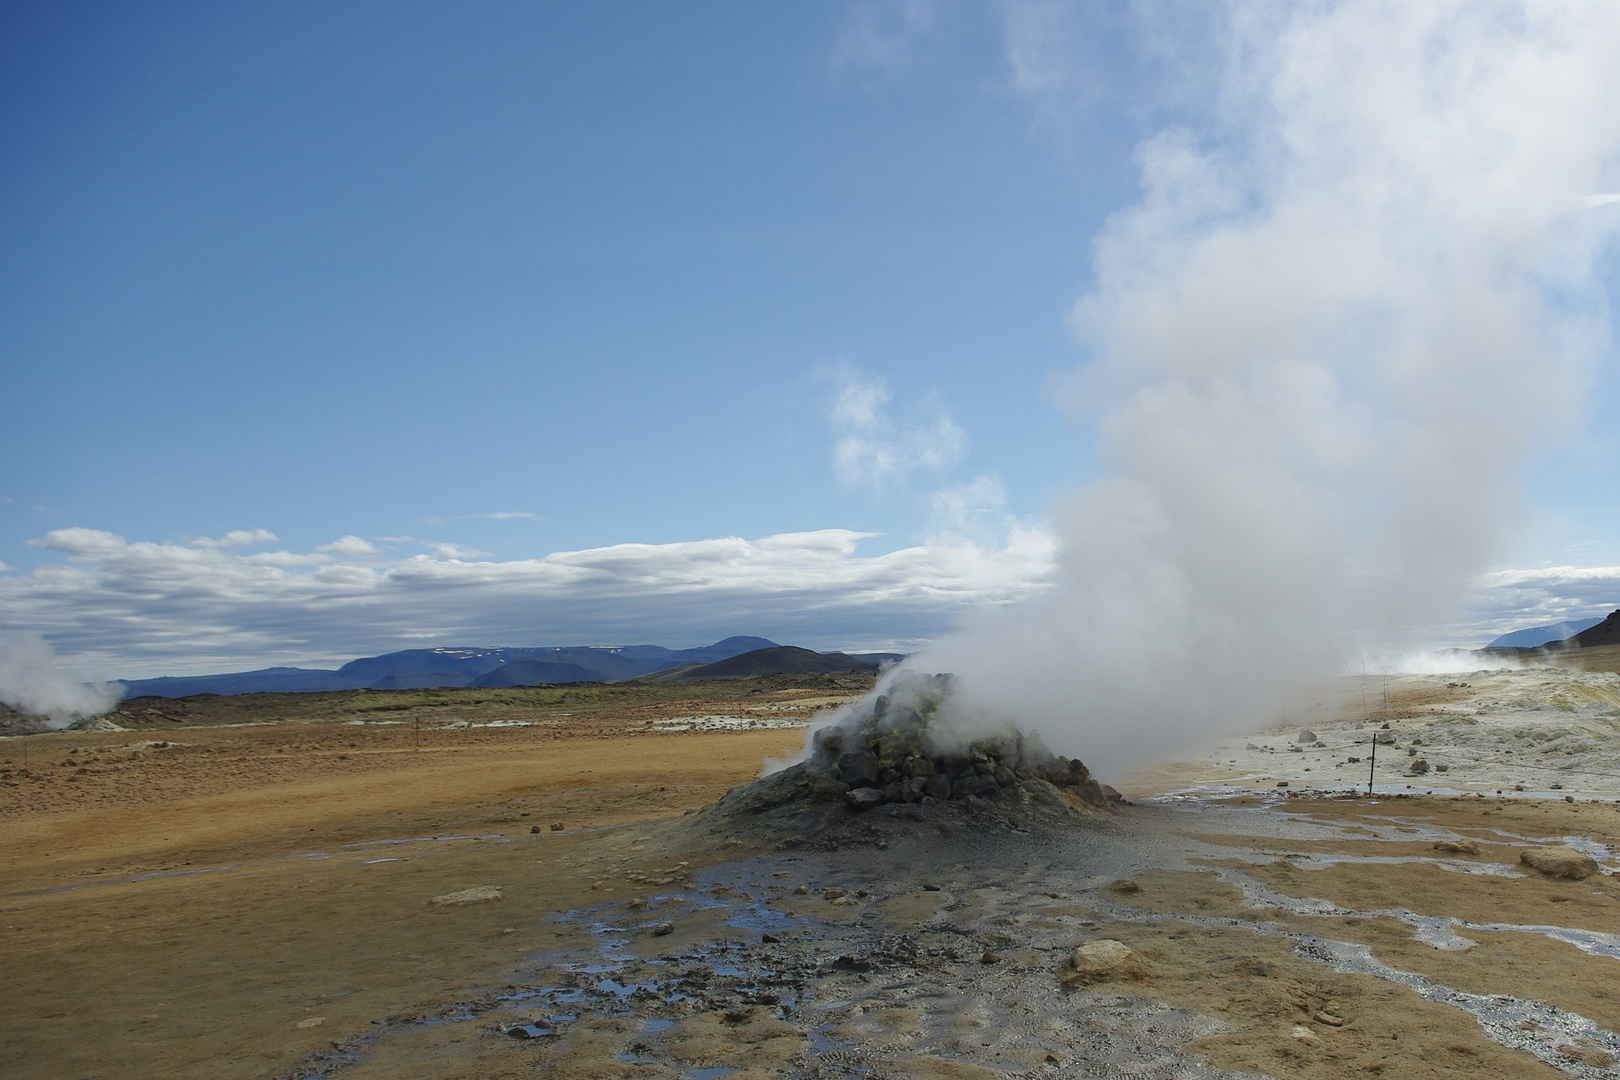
left=0, top=632, right=121, bottom=730
left=906, top=2, right=1620, bottom=776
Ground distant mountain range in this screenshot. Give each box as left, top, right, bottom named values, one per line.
left=116, top=637, right=907, bottom=698
left=1485, top=617, right=1605, bottom=649
left=1484, top=610, right=1618, bottom=651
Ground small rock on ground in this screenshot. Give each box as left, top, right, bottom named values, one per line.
left=1059, top=939, right=1144, bottom=984
left=1521, top=845, right=1599, bottom=880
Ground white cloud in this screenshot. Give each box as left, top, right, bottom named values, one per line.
left=930, top=474, right=1008, bottom=535
left=1001, top=0, right=1085, bottom=98
left=477, top=511, right=542, bottom=521
left=833, top=0, right=937, bottom=73
left=825, top=364, right=965, bottom=492
left=0, top=524, right=1057, bottom=677
left=316, top=535, right=380, bottom=557
left=431, top=542, right=492, bottom=560
left=1580, top=193, right=1620, bottom=208
left=188, top=529, right=279, bottom=549
left=926, top=473, right=1048, bottom=558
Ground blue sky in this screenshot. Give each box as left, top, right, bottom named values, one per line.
left=2, top=3, right=1130, bottom=554
left=3, top=2, right=1619, bottom=679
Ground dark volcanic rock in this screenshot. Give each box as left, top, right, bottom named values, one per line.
left=701, top=671, right=1119, bottom=842
left=844, top=787, right=884, bottom=810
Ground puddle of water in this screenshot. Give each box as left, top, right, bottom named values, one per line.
left=494, top=990, right=541, bottom=1003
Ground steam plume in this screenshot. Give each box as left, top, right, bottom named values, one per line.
left=0, top=632, right=121, bottom=730
left=910, top=2, right=1620, bottom=775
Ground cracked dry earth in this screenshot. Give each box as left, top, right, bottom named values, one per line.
left=315, top=794, right=1620, bottom=1080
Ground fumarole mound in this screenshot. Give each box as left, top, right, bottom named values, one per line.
left=701, top=673, right=1123, bottom=842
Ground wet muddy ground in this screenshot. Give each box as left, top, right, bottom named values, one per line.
left=8, top=711, right=1620, bottom=1079
left=301, top=794, right=1620, bottom=1080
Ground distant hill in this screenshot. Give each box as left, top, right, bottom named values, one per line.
left=116, top=636, right=782, bottom=697
left=846, top=652, right=907, bottom=668
left=1485, top=617, right=1605, bottom=649
left=638, top=645, right=881, bottom=683
left=114, top=666, right=357, bottom=697
left=468, top=658, right=613, bottom=688
left=1568, top=610, right=1620, bottom=649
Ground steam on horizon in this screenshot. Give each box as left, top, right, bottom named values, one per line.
left=0, top=632, right=120, bottom=730
left=908, top=1, right=1620, bottom=776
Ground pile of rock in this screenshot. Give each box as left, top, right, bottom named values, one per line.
left=796, top=672, right=1121, bottom=813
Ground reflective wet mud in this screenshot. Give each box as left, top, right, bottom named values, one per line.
left=289, top=796, right=1620, bottom=1079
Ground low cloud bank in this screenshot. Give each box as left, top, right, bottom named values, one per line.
left=0, top=525, right=1057, bottom=679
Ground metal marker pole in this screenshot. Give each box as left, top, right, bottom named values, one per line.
left=1368, top=731, right=1376, bottom=795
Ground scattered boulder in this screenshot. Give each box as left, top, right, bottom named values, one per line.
left=650, top=921, right=674, bottom=936
left=844, top=787, right=884, bottom=810
left=1106, top=878, right=1141, bottom=894
left=1521, top=846, right=1599, bottom=880
left=1059, top=940, right=1145, bottom=985
left=430, top=885, right=503, bottom=907
left=1433, top=838, right=1480, bottom=855
left=1296, top=729, right=1317, bottom=743
left=1407, top=758, right=1430, bottom=775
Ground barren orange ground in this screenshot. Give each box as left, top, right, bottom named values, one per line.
left=1, top=716, right=808, bottom=1080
